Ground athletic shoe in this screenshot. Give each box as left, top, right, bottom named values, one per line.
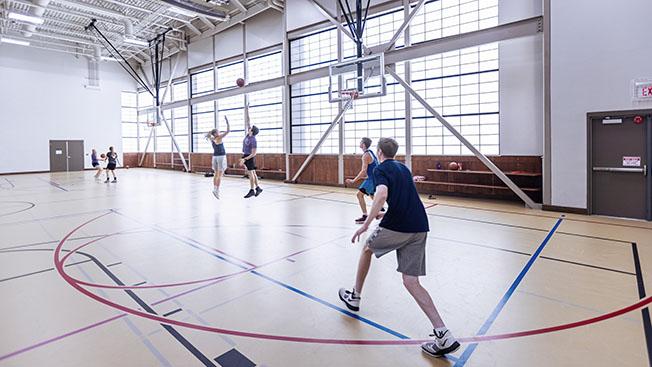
left=105, top=179, right=109, bottom=183
left=111, top=179, right=117, bottom=183
left=338, top=288, right=360, bottom=311
left=355, top=215, right=368, bottom=224
left=244, top=189, right=255, bottom=198
left=212, top=189, right=220, bottom=199
left=255, top=187, right=263, bottom=197
left=421, top=329, right=461, bottom=358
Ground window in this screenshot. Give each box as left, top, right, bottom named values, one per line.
left=248, top=51, right=282, bottom=83
left=172, top=81, right=188, bottom=102
left=156, top=109, right=172, bottom=152
left=291, top=77, right=339, bottom=154
left=344, top=63, right=407, bottom=155
left=411, top=44, right=499, bottom=155
left=290, top=28, right=338, bottom=73
left=121, top=91, right=138, bottom=152
left=411, top=0, right=499, bottom=44
left=217, top=95, right=245, bottom=154
left=249, top=87, right=283, bottom=153
left=217, top=61, right=244, bottom=90
left=342, top=7, right=405, bottom=58
left=191, top=69, right=216, bottom=152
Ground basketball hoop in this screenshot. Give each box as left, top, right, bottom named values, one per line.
left=147, top=121, right=158, bottom=128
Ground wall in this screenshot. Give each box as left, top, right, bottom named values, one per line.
left=0, top=44, right=136, bottom=174
left=550, top=0, right=652, bottom=209
left=499, top=0, right=543, bottom=156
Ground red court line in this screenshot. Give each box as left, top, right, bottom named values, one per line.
left=51, top=213, right=652, bottom=346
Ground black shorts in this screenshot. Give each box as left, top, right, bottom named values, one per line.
left=107, top=163, right=116, bottom=170
left=92, top=163, right=99, bottom=168
left=243, top=156, right=256, bottom=171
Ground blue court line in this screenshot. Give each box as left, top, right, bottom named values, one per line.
left=453, top=217, right=564, bottom=367
left=152, top=225, right=411, bottom=341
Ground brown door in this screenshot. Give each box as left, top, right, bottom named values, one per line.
left=591, top=115, right=648, bottom=219
left=66, top=140, right=84, bottom=171
left=49, top=140, right=68, bottom=172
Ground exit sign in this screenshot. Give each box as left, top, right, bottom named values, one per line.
left=633, top=80, right=652, bottom=100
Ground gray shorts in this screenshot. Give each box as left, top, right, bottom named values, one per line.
left=212, top=155, right=227, bottom=172
left=366, top=226, right=427, bottom=277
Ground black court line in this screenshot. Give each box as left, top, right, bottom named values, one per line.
left=0, top=259, right=93, bottom=283
left=437, top=202, right=652, bottom=232
left=432, top=236, right=636, bottom=277
left=38, top=178, right=68, bottom=192
left=214, top=348, right=256, bottom=367
left=2, top=178, right=15, bottom=189
left=427, top=212, right=632, bottom=244
left=0, top=208, right=116, bottom=227
left=632, top=242, right=652, bottom=366
left=162, top=308, right=183, bottom=317
left=77, top=252, right=217, bottom=367
left=0, top=201, right=35, bottom=218
left=0, top=230, right=150, bottom=252
left=0, top=248, right=216, bottom=367
left=106, top=262, right=122, bottom=268
left=132, top=281, right=146, bottom=286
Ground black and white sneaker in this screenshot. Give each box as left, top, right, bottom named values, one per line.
left=111, top=179, right=117, bottom=183
left=338, top=288, right=360, bottom=311
left=354, top=215, right=368, bottom=224
left=421, top=328, right=460, bottom=358
left=255, top=186, right=263, bottom=197
left=244, top=189, right=255, bottom=199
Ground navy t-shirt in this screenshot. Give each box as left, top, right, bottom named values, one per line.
left=373, top=159, right=429, bottom=233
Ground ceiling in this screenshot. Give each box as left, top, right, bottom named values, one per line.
left=0, top=0, right=283, bottom=63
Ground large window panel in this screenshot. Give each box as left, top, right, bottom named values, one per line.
left=217, top=61, right=244, bottom=90
left=411, top=43, right=499, bottom=155
left=344, top=63, right=406, bottom=155
left=342, top=7, right=404, bottom=58
left=173, top=106, right=189, bottom=152
left=121, top=91, right=138, bottom=152
left=248, top=51, right=282, bottom=83
left=249, top=87, right=283, bottom=153
left=172, top=81, right=188, bottom=102
left=411, top=0, right=498, bottom=44
left=291, top=77, right=339, bottom=154
left=192, top=101, right=216, bottom=153
left=218, top=95, right=245, bottom=154
left=191, top=69, right=214, bottom=97
left=290, top=28, right=338, bottom=73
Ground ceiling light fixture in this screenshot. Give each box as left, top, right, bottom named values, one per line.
left=0, top=37, right=30, bottom=46
left=168, top=6, right=197, bottom=17
left=123, top=37, right=148, bottom=47
left=8, top=12, right=44, bottom=25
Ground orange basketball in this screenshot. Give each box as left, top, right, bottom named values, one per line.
left=448, top=162, right=459, bottom=170
left=236, top=78, right=245, bottom=87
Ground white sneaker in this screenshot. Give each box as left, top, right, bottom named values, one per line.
left=421, top=328, right=461, bottom=357
left=212, top=188, right=220, bottom=199
left=338, top=288, right=360, bottom=311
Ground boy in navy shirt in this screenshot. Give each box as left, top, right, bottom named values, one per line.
left=339, top=137, right=460, bottom=358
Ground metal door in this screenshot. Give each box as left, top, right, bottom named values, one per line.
left=49, top=140, right=68, bottom=172
left=590, top=115, right=649, bottom=219
left=66, top=140, right=84, bottom=171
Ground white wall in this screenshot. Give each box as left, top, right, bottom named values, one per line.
left=214, top=24, right=243, bottom=61
left=499, top=0, right=543, bottom=156
left=246, top=9, right=283, bottom=52
left=550, top=0, right=652, bottom=209
left=0, top=45, right=136, bottom=174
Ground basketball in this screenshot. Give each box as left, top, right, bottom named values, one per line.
left=100, top=153, right=106, bottom=159
left=448, top=162, right=459, bottom=170
left=236, top=78, right=245, bottom=87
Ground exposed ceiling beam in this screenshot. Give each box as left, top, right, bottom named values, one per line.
left=190, top=1, right=270, bottom=42
left=198, top=16, right=215, bottom=29
left=231, top=0, right=247, bottom=13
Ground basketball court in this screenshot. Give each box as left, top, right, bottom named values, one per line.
left=1, top=0, right=652, bottom=366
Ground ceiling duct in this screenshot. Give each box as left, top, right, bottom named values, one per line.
left=21, top=0, right=51, bottom=37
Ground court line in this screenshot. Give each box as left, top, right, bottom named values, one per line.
left=436, top=202, right=652, bottom=232
left=632, top=242, right=652, bottom=366
left=0, top=208, right=117, bottom=227
left=0, top=201, right=35, bottom=218
left=0, top=258, right=92, bottom=283
left=427, top=212, right=632, bottom=244
left=453, top=217, right=564, bottom=367
left=38, top=178, right=68, bottom=192
left=430, top=235, right=636, bottom=276
left=162, top=308, right=183, bottom=317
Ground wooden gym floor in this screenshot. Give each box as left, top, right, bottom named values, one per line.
left=0, top=168, right=651, bottom=367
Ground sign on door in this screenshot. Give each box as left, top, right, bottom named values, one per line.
left=623, top=156, right=642, bottom=167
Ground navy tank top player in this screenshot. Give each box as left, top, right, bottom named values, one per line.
left=359, top=149, right=379, bottom=195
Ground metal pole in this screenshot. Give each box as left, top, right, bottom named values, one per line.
left=337, top=4, right=345, bottom=185
left=160, top=108, right=189, bottom=172
left=387, top=66, right=541, bottom=209
left=138, top=127, right=154, bottom=167
left=383, top=0, right=426, bottom=53
left=309, top=0, right=370, bottom=54
left=291, top=98, right=354, bottom=182
left=403, top=0, right=413, bottom=170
